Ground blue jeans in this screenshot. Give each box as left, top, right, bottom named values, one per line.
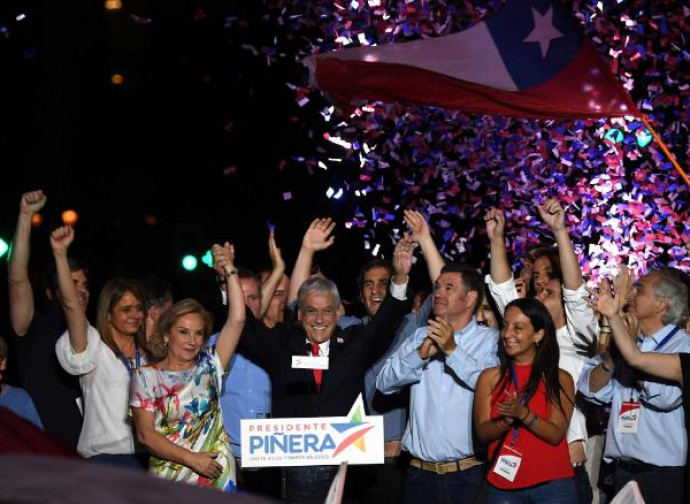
left=402, top=464, right=485, bottom=504
left=488, top=477, right=578, bottom=504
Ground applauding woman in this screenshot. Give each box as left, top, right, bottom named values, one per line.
left=129, top=242, right=244, bottom=491
left=475, top=298, right=577, bottom=503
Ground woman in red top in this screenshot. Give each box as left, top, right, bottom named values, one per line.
left=475, top=298, right=577, bottom=504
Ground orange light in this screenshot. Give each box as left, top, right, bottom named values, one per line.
left=144, top=214, right=157, bottom=226
left=105, top=0, right=122, bottom=10
left=62, top=210, right=78, bottom=226
left=31, top=213, right=43, bottom=227
left=111, top=74, right=124, bottom=85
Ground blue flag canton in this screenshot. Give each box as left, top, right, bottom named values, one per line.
left=486, top=0, right=583, bottom=90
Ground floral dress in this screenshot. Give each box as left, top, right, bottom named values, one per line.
left=130, top=347, right=236, bottom=491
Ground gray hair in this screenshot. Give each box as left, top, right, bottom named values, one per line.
left=652, top=269, right=689, bottom=327
left=297, top=276, right=341, bottom=311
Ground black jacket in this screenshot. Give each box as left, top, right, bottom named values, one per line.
left=238, top=291, right=410, bottom=419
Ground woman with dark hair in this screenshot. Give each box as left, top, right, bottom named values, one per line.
left=475, top=298, right=577, bottom=503
left=52, top=226, right=150, bottom=467
left=129, top=242, right=244, bottom=492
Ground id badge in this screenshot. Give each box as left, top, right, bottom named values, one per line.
left=618, top=401, right=641, bottom=433
left=291, top=355, right=329, bottom=370
left=492, top=444, right=522, bottom=482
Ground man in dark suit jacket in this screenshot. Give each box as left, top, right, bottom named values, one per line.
left=238, top=237, right=414, bottom=503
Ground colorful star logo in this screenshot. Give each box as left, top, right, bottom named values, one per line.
left=330, top=401, right=375, bottom=457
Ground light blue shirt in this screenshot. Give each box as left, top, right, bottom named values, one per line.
left=0, top=384, right=44, bottom=429
left=377, top=318, right=499, bottom=462
left=579, top=324, right=690, bottom=467
left=208, top=335, right=271, bottom=458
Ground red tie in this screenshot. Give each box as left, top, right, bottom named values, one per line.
left=311, top=342, right=322, bottom=392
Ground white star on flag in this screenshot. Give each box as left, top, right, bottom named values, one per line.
left=523, top=5, right=563, bottom=58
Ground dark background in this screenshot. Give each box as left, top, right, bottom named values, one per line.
left=0, top=0, right=402, bottom=326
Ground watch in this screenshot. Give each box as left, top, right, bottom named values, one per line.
left=224, top=268, right=238, bottom=278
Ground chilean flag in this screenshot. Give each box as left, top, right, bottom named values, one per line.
left=305, top=0, right=639, bottom=120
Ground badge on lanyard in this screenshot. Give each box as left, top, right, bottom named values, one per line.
left=618, top=401, right=641, bottom=433
left=493, top=444, right=523, bottom=482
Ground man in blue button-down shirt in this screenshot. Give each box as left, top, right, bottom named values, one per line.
left=579, top=269, right=690, bottom=503
left=377, top=264, right=499, bottom=504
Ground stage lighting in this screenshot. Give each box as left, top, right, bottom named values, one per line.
left=181, top=255, right=198, bottom=271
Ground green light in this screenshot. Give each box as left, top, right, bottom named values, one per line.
left=181, top=255, right=198, bottom=271
left=0, top=238, right=8, bottom=259
left=636, top=129, right=653, bottom=148
left=604, top=128, right=623, bottom=144
left=201, top=250, right=213, bottom=268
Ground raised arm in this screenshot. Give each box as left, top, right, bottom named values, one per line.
left=537, top=199, right=583, bottom=291
left=485, top=208, right=512, bottom=284
left=9, top=190, right=47, bottom=336
left=287, top=218, right=335, bottom=303
left=404, top=210, right=444, bottom=283
left=50, top=226, right=88, bottom=353
left=259, top=228, right=286, bottom=317
left=212, top=242, right=246, bottom=369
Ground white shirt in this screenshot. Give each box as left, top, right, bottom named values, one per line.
left=55, top=325, right=138, bottom=457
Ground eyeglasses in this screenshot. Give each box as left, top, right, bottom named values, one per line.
left=301, top=307, right=337, bottom=319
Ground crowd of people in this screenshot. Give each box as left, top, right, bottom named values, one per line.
left=2, top=189, right=689, bottom=504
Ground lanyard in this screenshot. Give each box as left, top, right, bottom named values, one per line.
left=652, top=326, right=680, bottom=351
left=509, top=365, right=528, bottom=445
left=118, top=344, right=140, bottom=377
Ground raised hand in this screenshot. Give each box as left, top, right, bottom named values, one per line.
left=302, top=218, right=336, bottom=252
left=268, top=228, right=285, bottom=272
left=586, top=277, right=618, bottom=319
left=426, top=317, right=457, bottom=356
left=537, top=198, right=565, bottom=231
left=20, top=190, right=47, bottom=215
left=186, top=451, right=223, bottom=480
left=515, top=276, right=529, bottom=299
left=404, top=209, right=431, bottom=244
left=212, top=242, right=235, bottom=276
left=392, top=234, right=416, bottom=278
left=50, top=226, right=74, bottom=254
left=484, top=207, right=505, bottom=242
left=612, top=266, right=634, bottom=313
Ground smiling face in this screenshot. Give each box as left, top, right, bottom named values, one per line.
left=360, top=266, right=391, bottom=317
left=299, top=292, right=338, bottom=344
left=532, top=255, right=553, bottom=292
left=165, top=312, right=206, bottom=365
left=432, top=272, right=474, bottom=322
left=108, top=291, right=145, bottom=338
left=501, top=305, right=544, bottom=363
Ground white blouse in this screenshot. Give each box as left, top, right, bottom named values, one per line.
left=55, top=324, right=139, bottom=458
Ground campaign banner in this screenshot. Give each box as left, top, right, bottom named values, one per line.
left=240, top=395, right=384, bottom=468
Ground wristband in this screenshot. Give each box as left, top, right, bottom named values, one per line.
left=520, top=409, right=531, bottom=423
left=525, top=413, right=538, bottom=429
left=224, top=268, right=238, bottom=278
